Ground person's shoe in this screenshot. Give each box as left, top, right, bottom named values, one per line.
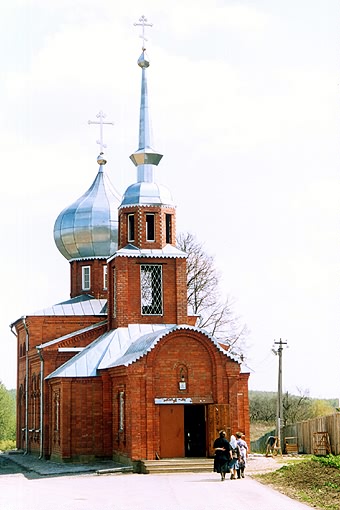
left=230, top=474, right=234, bottom=480
left=241, top=473, right=245, bottom=478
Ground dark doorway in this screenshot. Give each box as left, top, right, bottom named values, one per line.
left=184, top=405, right=206, bottom=457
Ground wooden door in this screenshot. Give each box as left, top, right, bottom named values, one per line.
left=159, top=405, right=184, bottom=458
left=207, top=404, right=230, bottom=457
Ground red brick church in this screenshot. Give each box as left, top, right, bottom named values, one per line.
left=11, top=17, right=250, bottom=469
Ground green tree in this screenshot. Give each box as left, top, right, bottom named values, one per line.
left=310, top=399, right=335, bottom=418
left=250, top=390, right=336, bottom=427
left=0, top=382, right=16, bottom=441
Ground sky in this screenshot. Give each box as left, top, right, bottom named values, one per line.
left=1, top=0, right=339, bottom=400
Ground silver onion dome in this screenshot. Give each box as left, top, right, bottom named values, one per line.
left=121, top=180, right=174, bottom=206
left=54, top=154, right=121, bottom=260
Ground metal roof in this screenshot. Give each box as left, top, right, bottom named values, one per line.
left=29, top=295, right=107, bottom=317
left=46, top=324, right=240, bottom=380
left=120, top=180, right=173, bottom=207
left=46, top=324, right=175, bottom=379
left=54, top=159, right=120, bottom=260
left=121, top=38, right=173, bottom=208
left=108, top=243, right=187, bottom=262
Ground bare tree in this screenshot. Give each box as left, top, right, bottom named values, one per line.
left=282, top=389, right=312, bottom=426
left=177, top=232, right=248, bottom=351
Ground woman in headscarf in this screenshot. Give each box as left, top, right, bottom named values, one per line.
left=229, top=434, right=241, bottom=480
left=213, top=430, right=232, bottom=481
left=236, top=432, right=248, bottom=478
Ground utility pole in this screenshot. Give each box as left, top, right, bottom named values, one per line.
left=273, top=338, right=287, bottom=452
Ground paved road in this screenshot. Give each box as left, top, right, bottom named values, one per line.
left=0, top=464, right=313, bottom=510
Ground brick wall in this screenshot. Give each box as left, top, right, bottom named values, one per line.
left=118, top=205, right=176, bottom=250
left=70, top=259, right=108, bottom=299
left=14, top=316, right=108, bottom=454
left=109, top=256, right=188, bottom=329
left=109, top=329, right=249, bottom=462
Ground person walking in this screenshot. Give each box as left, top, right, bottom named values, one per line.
left=229, top=435, right=241, bottom=480
left=236, top=432, right=248, bottom=478
left=213, top=430, right=232, bottom=481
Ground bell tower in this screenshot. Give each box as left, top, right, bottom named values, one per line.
left=107, top=16, right=189, bottom=330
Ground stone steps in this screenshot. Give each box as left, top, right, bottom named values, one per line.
left=140, top=457, right=214, bottom=474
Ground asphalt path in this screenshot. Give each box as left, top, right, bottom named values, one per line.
left=0, top=465, right=314, bottom=510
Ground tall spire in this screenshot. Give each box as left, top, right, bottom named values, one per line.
left=130, top=15, right=163, bottom=176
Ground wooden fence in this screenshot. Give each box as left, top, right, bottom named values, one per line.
left=251, top=413, right=340, bottom=455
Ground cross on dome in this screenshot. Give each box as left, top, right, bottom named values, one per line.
left=133, top=15, right=153, bottom=50
left=88, top=111, right=114, bottom=153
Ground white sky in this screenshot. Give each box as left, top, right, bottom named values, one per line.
left=1, top=0, right=339, bottom=399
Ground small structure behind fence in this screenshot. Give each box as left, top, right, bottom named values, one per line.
left=312, top=432, right=331, bottom=456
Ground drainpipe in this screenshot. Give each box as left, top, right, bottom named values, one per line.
left=37, top=347, right=44, bottom=459
left=23, top=317, right=29, bottom=455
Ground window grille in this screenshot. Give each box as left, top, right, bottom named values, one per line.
left=140, top=264, right=163, bottom=315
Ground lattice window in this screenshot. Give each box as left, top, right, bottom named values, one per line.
left=140, top=264, right=163, bottom=315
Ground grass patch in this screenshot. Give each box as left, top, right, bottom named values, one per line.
left=254, top=456, right=340, bottom=510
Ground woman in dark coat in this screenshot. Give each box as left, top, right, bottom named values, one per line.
left=213, top=430, right=232, bottom=481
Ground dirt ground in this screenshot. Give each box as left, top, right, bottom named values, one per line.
left=246, top=453, right=288, bottom=474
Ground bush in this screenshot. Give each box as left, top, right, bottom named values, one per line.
left=0, top=439, right=16, bottom=451
left=312, top=455, right=340, bottom=469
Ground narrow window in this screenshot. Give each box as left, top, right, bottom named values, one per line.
left=146, top=214, right=155, bottom=241
left=166, top=214, right=172, bottom=244
left=119, top=391, right=125, bottom=432
left=54, top=390, right=60, bottom=432
left=128, top=214, right=135, bottom=242
left=140, top=264, right=163, bottom=315
left=82, top=266, right=91, bottom=290
left=103, top=265, right=107, bottom=290
left=113, top=267, right=116, bottom=318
